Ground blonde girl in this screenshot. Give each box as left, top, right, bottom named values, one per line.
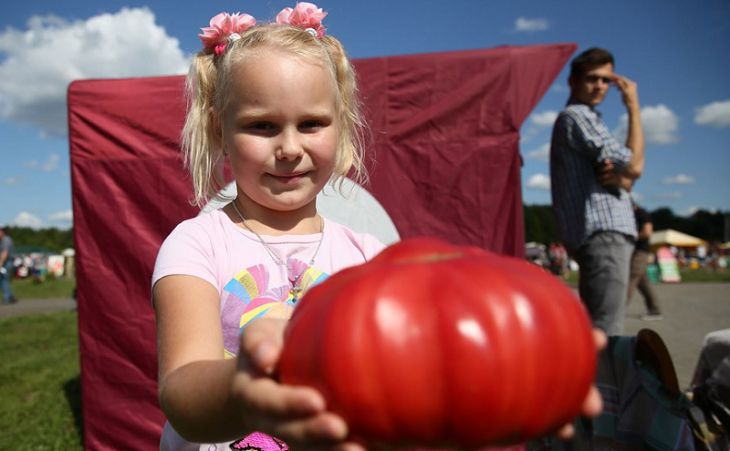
left=153, top=4, right=381, bottom=450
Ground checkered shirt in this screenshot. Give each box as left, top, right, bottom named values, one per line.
left=550, top=100, right=637, bottom=253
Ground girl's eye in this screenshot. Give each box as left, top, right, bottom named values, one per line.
left=244, top=122, right=277, bottom=134
left=250, top=122, right=275, bottom=130
left=300, top=120, right=326, bottom=131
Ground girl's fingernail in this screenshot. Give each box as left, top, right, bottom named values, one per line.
left=254, top=342, right=275, bottom=373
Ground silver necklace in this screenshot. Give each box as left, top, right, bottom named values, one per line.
left=230, top=199, right=324, bottom=302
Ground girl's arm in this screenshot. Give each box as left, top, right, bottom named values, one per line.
left=154, top=275, right=357, bottom=447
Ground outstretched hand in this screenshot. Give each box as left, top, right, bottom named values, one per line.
left=554, top=329, right=607, bottom=439
left=233, top=318, right=366, bottom=451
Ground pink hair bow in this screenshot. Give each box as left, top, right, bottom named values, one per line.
left=199, top=12, right=256, bottom=56
left=276, top=2, right=328, bottom=37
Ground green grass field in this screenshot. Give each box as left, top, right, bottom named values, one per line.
left=0, top=270, right=726, bottom=448
left=9, top=277, right=75, bottom=300
left=0, top=311, right=82, bottom=450
left=564, top=267, right=730, bottom=285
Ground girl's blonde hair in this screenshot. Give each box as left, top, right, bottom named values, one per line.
left=181, top=24, right=367, bottom=207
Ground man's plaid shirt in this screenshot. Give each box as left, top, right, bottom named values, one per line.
left=550, top=100, right=637, bottom=253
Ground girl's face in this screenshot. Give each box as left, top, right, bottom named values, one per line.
left=221, top=50, right=338, bottom=217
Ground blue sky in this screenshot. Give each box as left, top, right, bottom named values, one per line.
left=1, top=0, right=729, bottom=229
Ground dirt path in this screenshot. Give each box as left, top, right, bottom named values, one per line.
left=0, top=297, right=76, bottom=318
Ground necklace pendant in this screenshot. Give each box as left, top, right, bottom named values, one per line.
left=290, top=285, right=302, bottom=301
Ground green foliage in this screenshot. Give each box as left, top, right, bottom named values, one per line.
left=0, top=311, right=83, bottom=450
left=4, top=226, right=74, bottom=254
left=524, top=204, right=730, bottom=246
left=523, top=204, right=559, bottom=245
left=649, top=207, right=728, bottom=243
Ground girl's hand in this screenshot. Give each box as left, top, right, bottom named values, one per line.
left=554, top=329, right=607, bottom=439
left=233, top=318, right=366, bottom=451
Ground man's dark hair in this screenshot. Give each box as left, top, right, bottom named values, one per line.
left=570, top=47, right=614, bottom=78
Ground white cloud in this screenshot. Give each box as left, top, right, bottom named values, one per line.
left=514, top=17, right=549, bottom=32
left=521, top=111, right=557, bottom=144
left=550, top=83, right=568, bottom=93
left=682, top=206, right=701, bottom=216
left=662, top=174, right=695, bottom=185
left=2, top=176, right=21, bottom=186
left=40, top=153, right=60, bottom=172
left=694, top=100, right=730, bottom=128
left=615, top=104, right=679, bottom=144
left=21, top=153, right=60, bottom=172
left=526, top=143, right=550, bottom=161
left=530, top=111, right=558, bottom=127
left=0, top=8, right=190, bottom=137
left=526, top=173, right=551, bottom=190
left=48, top=210, right=73, bottom=223
left=13, top=211, right=43, bottom=229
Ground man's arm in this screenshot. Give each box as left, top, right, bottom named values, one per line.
left=595, top=160, right=635, bottom=192
left=613, top=74, right=644, bottom=179
left=638, top=219, right=653, bottom=241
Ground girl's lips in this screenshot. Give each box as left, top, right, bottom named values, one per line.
left=269, top=171, right=309, bottom=184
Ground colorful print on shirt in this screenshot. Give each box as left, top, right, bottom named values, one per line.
left=230, top=432, right=288, bottom=450
left=220, top=257, right=328, bottom=358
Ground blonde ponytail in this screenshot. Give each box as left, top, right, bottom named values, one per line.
left=181, top=53, right=227, bottom=207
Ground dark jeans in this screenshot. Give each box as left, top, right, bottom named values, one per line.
left=1, top=260, right=15, bottom=302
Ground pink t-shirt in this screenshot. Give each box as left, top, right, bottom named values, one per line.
left=153, top=208, right=385, bottom=450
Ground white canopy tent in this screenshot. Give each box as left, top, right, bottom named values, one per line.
left=650, top=229, right=706, bottom=249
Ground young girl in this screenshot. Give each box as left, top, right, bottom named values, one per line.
left=153, top=4, right=382, bottom=450
left=154, top=4, right=604, bottom=450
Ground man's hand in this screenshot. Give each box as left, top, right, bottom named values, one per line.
left=595, top=159, right=634, bottom=192
left=612, top=74, right=639, bottom=113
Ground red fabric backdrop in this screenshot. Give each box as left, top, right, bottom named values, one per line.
left=68, top=43, right=575, bottom=449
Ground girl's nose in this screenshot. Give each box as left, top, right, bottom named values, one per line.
left=276, top=128, right=304, bottom=160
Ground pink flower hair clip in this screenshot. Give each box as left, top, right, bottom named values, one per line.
left=199, top=12, right=256, bottom=56
left=198, top=3, right=327, bottom=56
left=276, top=2, right=328, bottom=37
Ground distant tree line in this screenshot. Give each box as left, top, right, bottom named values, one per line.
left=524, top=205, right=730, bottom=246
left=3, top=226, right=74, bottom=253
left=3, top=207, right=728, bottom=253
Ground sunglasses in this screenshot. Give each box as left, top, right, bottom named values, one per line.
left=582, top=74, right=613, bottom=85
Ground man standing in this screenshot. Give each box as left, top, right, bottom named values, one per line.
left=627, top=202, right=662, bottom=320
left=0, top=227, right=18, bottom=304
left=550, top=48, right=644, bottom=335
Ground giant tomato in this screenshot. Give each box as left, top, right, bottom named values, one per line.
left=278, top=238, right=596, bottom=447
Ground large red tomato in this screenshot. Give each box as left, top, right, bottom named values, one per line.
left=278, top=237, right=596, bottom=448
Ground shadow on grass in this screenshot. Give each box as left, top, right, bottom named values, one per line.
left=64, top=375, right=84, bottom=444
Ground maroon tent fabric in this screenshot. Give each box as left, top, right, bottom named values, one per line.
left=68, top=43, right=574, bottom=450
